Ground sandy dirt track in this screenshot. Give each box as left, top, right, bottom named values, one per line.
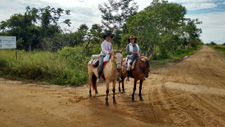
left=1, top=46, right=225, bottom=127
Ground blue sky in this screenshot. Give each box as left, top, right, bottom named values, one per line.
left=0, top=0, right=225, bottom=44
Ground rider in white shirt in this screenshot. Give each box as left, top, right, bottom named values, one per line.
left=97, top=33, right=113, bottom=83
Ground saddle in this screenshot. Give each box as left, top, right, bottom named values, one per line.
left=88, top=54, right=109, bottom=68
left=123, top=58, right=137, bottom=70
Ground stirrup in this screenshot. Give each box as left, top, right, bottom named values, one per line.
left=117, top=77, right=122, bottom=82
left=97, top=78, right=100, bottom=83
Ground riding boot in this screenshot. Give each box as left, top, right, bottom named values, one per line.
left=97, top=72, right=101, bottom=83
left=117, top=77, right=122, bottom=82
left=126, top=70, right=130, bottom=81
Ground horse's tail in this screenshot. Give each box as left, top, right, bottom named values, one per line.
left=92, top=74, right=97, bottom=90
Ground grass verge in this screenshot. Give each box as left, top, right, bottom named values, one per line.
left=208, top=45, right=225, bottom=54
left=151, top=45, right=202, bottom=69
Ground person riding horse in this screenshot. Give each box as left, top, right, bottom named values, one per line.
left=97, top=33, right=122, bottom=83
left=126, top=35, right=140, bottom=81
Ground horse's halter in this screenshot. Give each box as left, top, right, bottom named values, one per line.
left=113, top=51, right=123, bottom=71
left=139, top=58, right=150, bottom=77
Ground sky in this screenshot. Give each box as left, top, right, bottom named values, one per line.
left=0, top=0, right=225, bottom=44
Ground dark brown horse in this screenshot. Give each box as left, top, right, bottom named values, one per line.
left=129, top=56, right=151, bottom=101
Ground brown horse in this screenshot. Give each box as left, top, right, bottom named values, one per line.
left=88, top=50, right=123, bottom=106
left=118, top=58, right=127, bottom=93
left=129, top=56, right=151, bottom=102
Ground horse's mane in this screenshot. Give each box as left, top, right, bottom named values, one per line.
left=140, top=56, right=150, bottom=67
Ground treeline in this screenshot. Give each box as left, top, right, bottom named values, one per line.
left=0, top=0, right=202, bottom=58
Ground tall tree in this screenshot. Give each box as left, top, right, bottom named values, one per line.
left=0, top=6, right=71, bottom=51
left=98, top=0, right=138, bottom=48
left=126, top=0, right=202, bottom=57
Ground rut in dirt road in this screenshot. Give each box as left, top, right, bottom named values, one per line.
left=1, top=46, right=225, bottom=127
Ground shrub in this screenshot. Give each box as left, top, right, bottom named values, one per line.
left=0, top=47, right=89, bottom=86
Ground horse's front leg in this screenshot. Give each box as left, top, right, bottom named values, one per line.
left=122, top=79, right=125, bottom=92
left=118, top=81, right=121, bottom=93
left=95, top=84, right=98, bottom=94
left=139, top=80, right=143, bottom=101
left=132, top=79, right=137, bottom=102
left=105, top=80, right=110, bottom=106
left=113, top=80, right=117, bottom=104
left=89, top=75, right=92, bottom=97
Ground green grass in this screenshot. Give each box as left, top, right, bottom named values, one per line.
left=150, top=45, right=202, bottom=69
left=0, top=45, right=202, bottom=86
left=208, top=45, right=225, bottom=54
left=0, top=47, right=89, bottom=86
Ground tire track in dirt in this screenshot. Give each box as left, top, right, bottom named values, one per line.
left=1, top=46, right=225, bottom=127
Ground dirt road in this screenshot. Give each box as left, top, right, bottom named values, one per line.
left=1, top=46, right=225, bottom=127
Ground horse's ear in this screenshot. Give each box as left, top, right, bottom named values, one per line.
left=149, top=54, right=152, bottom=60
left=120, top=49, right=123, bottom=53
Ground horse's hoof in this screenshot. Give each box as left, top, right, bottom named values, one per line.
left=140, top=98, right=143, bottom=101
left=132, top=98, right=135, bottom=102
left=113, top=100, right=117, bottom=104
left=89, top=94, right=92, bottom=97
left=119, top=90, right=121, bottom=93
left=105, top=102, right=109, bottom=106
left=123, top=90, right=125, bottom=93
left=95, top=91, right=98, bottom=94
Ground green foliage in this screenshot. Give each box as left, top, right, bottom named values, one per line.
left=209, top=45, right=225, bottom=54
left=126, top=0, right=202, bottom=58
left=0, top=6, right=71, bottom=51
left=0, top=1, right=204, bottom=86
left=0, top=47, right=89, bottom=86
left=98, top=0, right=138, bottom=48
left=209, top=41, right=217, bottom=45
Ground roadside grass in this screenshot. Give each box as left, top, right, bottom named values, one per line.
left=0, top=47, right=89, bottom=86
left=0, top=45, right=202, bottom=85
left=150, top=45, right=202, bottom=69
left=208, top=45, right=225, bottom=54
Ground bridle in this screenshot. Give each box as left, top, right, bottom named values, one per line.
left=138, top=58, right=150, bottom=75
left=113, top=52, right=123, bottom=68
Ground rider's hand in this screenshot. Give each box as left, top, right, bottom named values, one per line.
left=132, top=52, right=137, bottom=54
left=109, top=52, right=112, bottom=55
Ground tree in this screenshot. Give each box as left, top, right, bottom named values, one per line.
left=0, top=6, right=71, bottom=51
left=210, top=41, right=217, bottom=45
left=125, top=0, right=202, bottom=57
left=98, top=0, right=138, bottom=48
left=85, top=24, right=103, bottom=50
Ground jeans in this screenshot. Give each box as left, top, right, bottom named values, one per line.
left=98, top=56, right=105, bottom=78
left=130, top=54, right=138, bottom=65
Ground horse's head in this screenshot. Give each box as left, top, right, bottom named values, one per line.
left=140, top=56, right=151, bottom=78
left=112, top=50, right=123, bottom=72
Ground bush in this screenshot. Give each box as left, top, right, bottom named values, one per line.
left=0, top=47, right=89, bottom=86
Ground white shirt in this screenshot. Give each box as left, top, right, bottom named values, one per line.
left=100, top=40, right=112, bottom=56
left=127, top=43, right=140, bottom=59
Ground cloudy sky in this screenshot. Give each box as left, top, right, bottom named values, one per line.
left=0, top=0, right=225, bottom=44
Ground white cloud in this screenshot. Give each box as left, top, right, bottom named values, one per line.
left=223, top=1, right=225, bottom=4
left=169, top=0, right=215, bottom=3
left=186, top=12, right=225, bottom=44
left=183, top=3, right=217, bottom=10
left=1, top=0, right=225, bottom=44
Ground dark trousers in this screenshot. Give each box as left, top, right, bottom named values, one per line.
left=130, top=54, right=138, bottom=65
left=98, top=56, right=104, bottom=78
